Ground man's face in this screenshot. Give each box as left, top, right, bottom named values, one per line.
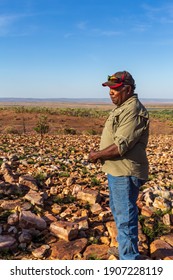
left=109, top=86, right=131, bottom=106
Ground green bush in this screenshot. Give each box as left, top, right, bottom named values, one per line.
left=91, top=177, right=101, bottom=187
left=139, top=214, right=170, bottom=242
left=53, top=195, right=75, bottom=204
left=149, top=109, right=173, bottom=122
left=34, top=115, right=49, bottom=140
left=83, top=129, right=98, bottom=135
left=64, top=128, right=76, bottom=135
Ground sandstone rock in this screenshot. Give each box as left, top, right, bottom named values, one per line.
left=138, top=243, right=149, bottom=256
left=45, top=177, right=52, bottom=187
left=3, top=171, right=17, bottom=184
left=21, top=202, right=32, bottom=211
left=141, top=206, right=154, bottom=217
left=144, top=191, right=155, bottom=206
left=0, top=183, right=21, bottom=197
left=72, top=184, right=82, bottom=195
left=8, top=226, right=18, bottom=234
left=136, top=200, right=144, bottom=209
left=163, top=214, right=171, bottom=226
left=50, top=221, right=79, bottom=241
left=90, top=203, right=102, bottom=214
left=8, top=154, right=19, bottom=162
left=24, top=189, right=44, bottom=206
left=19, top=175, right=39, bottom=191
left=108, top=254, right=118, bottom=260
left=7, top=213, right=19, bottom=225
left=83, top=244, right=109, bottom=260
left=74, top=216, right=89, bottom=230
left=43, top=212, right=57, bottom=224
left=150, top=239, right=173, bottom=259
left=77, top=189, right=101, bottom=205
left=60, top=208, right=72, bottom=218
left=66, top=177, right=75, bottom=187
left=99, top=210, right=113, bottom=222
left=0, top=235, right=16, bottom=251
left=100, top=236, right=110, bottom=245
left=106, top=221, right=118, bottom=247
left=50, top=238, right=87, bottom=260
left=18, top=231, right=32, bottom=244
left=138, top=232, right=147, bottom=242
left=1, top=162, right=17, bottom=183
left=19, top=210, right=47, bottom=230
left=160, top=233, right=173, bottom=247
left=50, top=186, right=58, bottom=195
left=45, top=235, right=57, bottom=245
left=157, top=190, right=171, bottom=200
left=32, top=244, right=50, bottom=259
left=93, top=224, right=105, bottom=237
left=153, top=196, right=171, bottom=211
left=0, top=199, right=22, bottom=210
left=51, top=203, right=62, bottom=215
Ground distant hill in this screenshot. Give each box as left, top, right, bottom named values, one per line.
left=0, top=97, right=173, bottom=104
left=0, top=97, right=110, bottom=103
left=141, top=98, right=173, bottom=104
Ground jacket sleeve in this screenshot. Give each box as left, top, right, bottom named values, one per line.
left=113, top=110, right=149, bottom=156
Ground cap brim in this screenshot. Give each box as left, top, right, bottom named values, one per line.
left=102, top=81, right=123, bottom=89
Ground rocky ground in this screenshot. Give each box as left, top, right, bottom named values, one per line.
left=0, top=133, right=173, bottom=260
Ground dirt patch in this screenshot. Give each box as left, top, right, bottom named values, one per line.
left=0, top=104, right=172, bottom=135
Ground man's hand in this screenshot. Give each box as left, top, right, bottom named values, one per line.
left=88, top=144, right=120, bottom=163
left=88, top=150, right=99, bottom=163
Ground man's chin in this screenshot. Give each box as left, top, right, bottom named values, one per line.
left=111, top=100, right=119, bottom=106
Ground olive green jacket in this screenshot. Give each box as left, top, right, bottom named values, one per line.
left=100, top=94, right=149, bottom=180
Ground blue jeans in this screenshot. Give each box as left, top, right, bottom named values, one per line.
left=107, top=174, right=144, bottom=260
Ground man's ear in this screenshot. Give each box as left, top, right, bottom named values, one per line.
left=126, top=85, right=132, bottom=94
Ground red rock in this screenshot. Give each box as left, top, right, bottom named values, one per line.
left=32, top=245, right=50, bottom=259
left=50, top=221, right=78, bottom=241
left=77, top=189, right=101, bottom=205
left=19, top=175, right=39, bottom=191
left=19, top=210, right=47, bottom=230
left=150, top=239, right=173, bottom=259
left=160, top=233, right=173, bottom=247
left=24, top=189, right=44, bottom=206
left=106, top=221, right=118, bottom=247
left=50, top=238, right=87, bottom=260
left=0, top=235, right=16, bottom=251
left=141, top=206, right=154, bottom=217
left=83, top=244, right=109, bottom=260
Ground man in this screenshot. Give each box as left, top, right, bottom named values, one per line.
left=88, top=70, right=149, bottom=260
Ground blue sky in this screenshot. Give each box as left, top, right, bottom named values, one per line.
left=0, top=0, right=173, bottom=99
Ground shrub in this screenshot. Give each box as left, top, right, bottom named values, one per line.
left=3, top=126, right=20, bottom=134
left=34, top=172, right=47, bottom=182
left=83, top=129, right=98, bottom=135
left=87, top=254, right=100, bottom=260
left=91, top=177, right=101, bottom=187
left=58, top=172, right=70, bottom=177
left=139, top=214, right=170, bottom=242
left=53, top=195, right=75, bottom=204
left=64, top=128, right=76, bottom=135
left=34, top=115, right=49, bottom=140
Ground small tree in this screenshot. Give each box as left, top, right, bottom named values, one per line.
left=21, top=106, right=26, bottom=133
left=34, top=115, right=49, bottom=141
